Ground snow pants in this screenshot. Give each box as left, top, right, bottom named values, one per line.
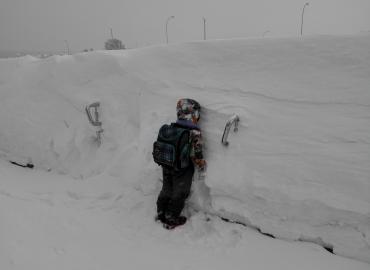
left=156, top=164, right=194, bottom=218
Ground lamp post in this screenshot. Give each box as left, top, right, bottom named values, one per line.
left=165, top=16, right=175, bottom=44
left=301, top=2, right=309, bottom=36
left=203, top=17, right=206, bottom=40
left=64, top=40, right=70, bottom=55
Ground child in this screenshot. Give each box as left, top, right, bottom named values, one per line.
left=155, top=98, right=206, bottom=228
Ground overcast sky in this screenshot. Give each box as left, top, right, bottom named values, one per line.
left=1, top=0, right=370, bottom=52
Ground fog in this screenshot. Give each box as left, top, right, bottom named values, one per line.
left=1, top=0, right=369, bottom=53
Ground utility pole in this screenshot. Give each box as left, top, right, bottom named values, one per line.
left=301, top=2, right=309, bottom=36
left=110, top=28, right=114, bottom=39
left=203, top=17, right=206, bottom=40
left=64, top=40, right=70, bottom=55
left=165, top=16, right=175, bottom=44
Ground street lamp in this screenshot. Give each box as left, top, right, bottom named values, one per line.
left=203, top=17, right=206, bottom=40
left=64, top=40, right=70, bottom=55
left=165, top=16, right=175, bottom=44
left=301, top=2, right=309, bottom=36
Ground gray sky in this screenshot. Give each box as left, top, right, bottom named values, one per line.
left=1, top=0, right=370, bottom=52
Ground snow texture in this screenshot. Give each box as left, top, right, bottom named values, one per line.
left=0, top=34, right=369, bottom=267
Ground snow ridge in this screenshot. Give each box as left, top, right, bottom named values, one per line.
left=1, top=34, right=370, bottom=264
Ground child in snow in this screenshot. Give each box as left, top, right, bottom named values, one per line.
left=155, top=98, right=206, bottom=228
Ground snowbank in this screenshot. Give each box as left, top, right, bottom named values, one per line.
left=0, top=34, right=369, bottom=263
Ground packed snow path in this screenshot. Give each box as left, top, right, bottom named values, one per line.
left=0, top=34, right=369, bottom=265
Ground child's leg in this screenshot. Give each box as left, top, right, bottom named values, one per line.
left=156, top=168, right=173, bottom=217
left=166, top=165, right=194, bottom=218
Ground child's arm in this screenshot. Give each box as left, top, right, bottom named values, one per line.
left=190, top=129, right=206, bottom=170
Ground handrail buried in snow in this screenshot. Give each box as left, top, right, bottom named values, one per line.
left=85, top=102, right=103, bottom=145
left=221, top=114, right=239, bottom=146
left=85, top=102, right=102, bottom=126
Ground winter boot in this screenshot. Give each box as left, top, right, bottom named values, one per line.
left=155, top=211, right=166, bottom=223
left=163, top=215, right=187, bottom=230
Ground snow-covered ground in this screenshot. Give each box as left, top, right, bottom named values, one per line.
left=0, top=34, right=369, bottom=268
left=1, top=159, right=369, bottom=270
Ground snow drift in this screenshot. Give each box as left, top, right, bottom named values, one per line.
left=0, top=34, right=369, bottom=263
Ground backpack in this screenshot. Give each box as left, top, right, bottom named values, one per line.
left=152, top=123, right=191, bottom=170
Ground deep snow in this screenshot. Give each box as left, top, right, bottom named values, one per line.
left=0, top=34, right=369, bottom=268
left=1, top=159, right=369, bottom=270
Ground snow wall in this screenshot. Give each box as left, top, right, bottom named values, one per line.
left=0, top=34, right=369, bottom=263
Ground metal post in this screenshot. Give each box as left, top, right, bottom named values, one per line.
left=301, top=2, right=309, bottom=36
left=203, top=17, right=206, bottom=40
left=64, top=40, right=70, bottom=55
left=165, top=16, right=175, bottom=44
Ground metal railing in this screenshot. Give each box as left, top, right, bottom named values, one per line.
left=221, top=114, right=239, bottom=146
left=85, top=102, right=103, bottom=145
